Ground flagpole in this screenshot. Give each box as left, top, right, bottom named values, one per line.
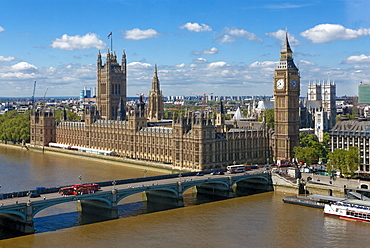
left=108, top=31, right=113, bottom=52
left=111, top=32, right=113, bottom=51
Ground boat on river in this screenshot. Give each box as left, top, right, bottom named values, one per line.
left=283, top=194, right=346, bottom=209
left=324, top=199, right=370, bottom=223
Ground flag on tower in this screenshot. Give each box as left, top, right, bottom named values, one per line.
left=108, top=32, right=112, bottom=39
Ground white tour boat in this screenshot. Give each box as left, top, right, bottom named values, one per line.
left=324, top=199, right=370, bottom=223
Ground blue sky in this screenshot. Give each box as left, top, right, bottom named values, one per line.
left=1, top=0, right=370, bottom=98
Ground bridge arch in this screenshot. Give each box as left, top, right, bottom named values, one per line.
left=182, top=180, right=230, bottom=192
left=116, top=187, right=179, bottom=204
left=0, top=210, right=27, bottom=222
left=232, top=174, right=270, bottom=185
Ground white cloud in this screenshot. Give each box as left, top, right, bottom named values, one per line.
left=179, top=22, right=212, bottom=32
left=300, top=24, right=370, bottom=43
left=298, top=60, right=316, bottom=66
left=51, top=33, right=106, bottom=51
left=207, top=61, right=228, bottom=68
left=225, top=28, right=263, bottom=42
left=265, top=3, right=313, bottom=9
left=249, top=61, right=276, bottom=68
left=192, top=58, right=207, bottom=64
left=128, top=62, right=152, bottom=68
left=342, top=54, right=370, bottom=64
left=0, top=56, right=16, bottom=62
left=175, top=63, right=186, bottom=68
left=192, top=47, right=218, bottom=55
left=265, top=29, right=301, bottom=45
left=0, top=26, right=4, bottom=32
left=124, top=28, right=160, bottom=40
left=216, top=34, right=235, bottom=43
left=11, top=62, right=37, bottom=71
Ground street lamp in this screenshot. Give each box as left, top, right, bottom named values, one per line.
left=179, top=173, right=182, bottom=182
left=79, top=175, right=82, bottom=184
left=112, top=180, right=116, bottom=190
left=143, top=169, right=147, bottom=178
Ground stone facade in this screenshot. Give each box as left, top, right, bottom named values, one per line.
left=330, top=116, right=370, bottom=172
left=273, top=32, right=300, bottom=161
left=30, top=53, right=271, bottom=171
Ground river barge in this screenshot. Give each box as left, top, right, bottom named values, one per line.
left=283, top=194, right=346, bottom=209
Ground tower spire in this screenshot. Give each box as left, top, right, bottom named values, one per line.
left=147, top=64, right=164, bottom=122
left=152, top=64, right=160, bottom=91
left=281, top=31, right=292, bottom=59
left=277, top=30, right=297, bottom=70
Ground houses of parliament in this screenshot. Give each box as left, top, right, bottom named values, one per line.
left=30, top=34, right=300, bottom=171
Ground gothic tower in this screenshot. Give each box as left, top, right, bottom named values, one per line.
left=97, top=50, right=127, bottom=120
left=30, top=109, right=56, bottom=147
left=321, top=79, right=336, bottom=129
left=273, top=32, right=300, bottom=161
left=147, top=64, right=164, bottom=122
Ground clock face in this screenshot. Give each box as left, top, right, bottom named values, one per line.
left=276, top=79, right=284, bottom=89
left=290, top=79, right=298, bottom=89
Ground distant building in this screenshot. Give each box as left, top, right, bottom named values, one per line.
left=330, top=116, right=370, bottom=173
left=300, top=79, right=336, bottom=141
left=358, top=82, right=370, bottom=104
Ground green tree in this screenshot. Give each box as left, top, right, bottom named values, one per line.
left=0, top=110, right=30, bottom=143
left=264, top=109, right=274, bottom=128
left=327, top=147, right=359, bottom=177
left=293, top=146, right=320, bottom=166
left=298, top=132, right=328, bottom=158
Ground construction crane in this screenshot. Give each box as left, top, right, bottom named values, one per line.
left=43, top=88, right=48, bottom=107
left=190, top=92, right=213, bottom=109
left=31, top=81, right=36, bottom=107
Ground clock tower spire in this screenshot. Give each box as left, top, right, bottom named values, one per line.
left=273, top=31, right=300, bottom=162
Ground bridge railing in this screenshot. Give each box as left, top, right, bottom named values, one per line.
left=0, top=170, right=266, bottom=200
left=0, top=171, right=214, bottom=200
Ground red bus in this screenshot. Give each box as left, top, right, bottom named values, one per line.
left=59, top=183, right=99, bottom=195
left=277, top=159, right=291, bottom=168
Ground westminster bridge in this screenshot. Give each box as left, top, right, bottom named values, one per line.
left=0, top=170, right=273, bottom=234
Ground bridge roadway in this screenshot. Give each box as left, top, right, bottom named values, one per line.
left=0, top=169, right=272, bottom=234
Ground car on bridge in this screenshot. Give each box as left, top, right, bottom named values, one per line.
left=28, top=192, right=40, bottom=198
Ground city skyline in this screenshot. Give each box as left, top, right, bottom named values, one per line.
left=1, top=0, right=370, bottom=98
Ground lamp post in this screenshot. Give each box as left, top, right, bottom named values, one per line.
left=112, top=180, right=116, bottom=190
left=179, top=173, right=182, bottom=182
left=79, top=175, right=82, bottom=184
left=143, top=169, right=147, bottom=178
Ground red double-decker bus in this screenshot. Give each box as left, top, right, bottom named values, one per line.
left=59, top=183, right=99, bottom=195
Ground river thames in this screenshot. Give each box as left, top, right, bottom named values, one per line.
left=0, top=145, right=370, bottom=248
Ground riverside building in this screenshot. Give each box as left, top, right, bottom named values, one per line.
left=31, top=34, right=300, bottom=171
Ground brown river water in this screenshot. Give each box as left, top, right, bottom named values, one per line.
left=0, top=145, right=369, bottom=248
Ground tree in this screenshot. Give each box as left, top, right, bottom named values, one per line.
left=264, top=109, right=274, bottom=129
left=327, top=147, right=359, bottom=177
left=293, top=146, right=320, bottom=166
left=0, top=110, right=30, bottom=143
left=298, top=132, right=328, bottom=159
left=345, top=147, right=360, bottom=177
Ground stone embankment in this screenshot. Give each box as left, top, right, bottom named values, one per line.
left=273, top=171, right=370, bottom=197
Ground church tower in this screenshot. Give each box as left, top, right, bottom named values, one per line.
left=97, top=50, right=127, bottom=120
left=273, top=32, right=300, bottom=161
left=147, top=64, right=164, bottom=122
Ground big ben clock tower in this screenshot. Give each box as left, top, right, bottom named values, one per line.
left=273, top=32, right=300, bottom=162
